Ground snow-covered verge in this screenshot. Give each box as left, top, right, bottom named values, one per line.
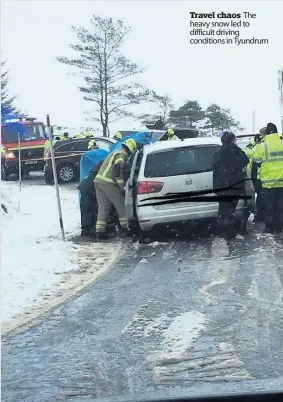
left=1, top=178, right=122, bottom=336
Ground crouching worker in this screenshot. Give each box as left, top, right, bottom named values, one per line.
left=94, top=138, right=137, bottom=241
left=78, top=140, right=117, bottom=237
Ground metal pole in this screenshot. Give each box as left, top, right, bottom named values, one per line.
left=278, top=69, right=283, bottom=135
left=252, top=110, right=255, bottom=134
left=18, top=133, right=22, bottom=191
left=46, top=114, right=65, bottom=241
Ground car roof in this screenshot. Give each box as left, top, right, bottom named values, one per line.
left=143, top=137, right=222, bottom=155
left=54, top=137, right=114, bottom=146
left=236, top=134, right=255, bottom=137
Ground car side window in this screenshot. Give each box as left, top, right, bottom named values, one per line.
left=55, top=140, right=88, bottom=154
left=96, top=140, right=112, bottom=151
left=75, top=140, right=89, bottom=152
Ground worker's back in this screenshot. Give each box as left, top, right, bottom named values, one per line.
left=95, top=150, right=127, bottom=184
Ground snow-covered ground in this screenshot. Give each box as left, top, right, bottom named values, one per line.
left=1, top=175, right=122, bottom=336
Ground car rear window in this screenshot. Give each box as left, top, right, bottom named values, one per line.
left=144, top=145, right=220, bottom=178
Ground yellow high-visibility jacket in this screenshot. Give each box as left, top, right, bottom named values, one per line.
left=252, top=133, right=283, bottom=188
left=244, top=142, right=261, bottom=180
left=95, top=150, right=128, bottom=189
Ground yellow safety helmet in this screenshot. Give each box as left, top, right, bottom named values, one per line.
left=74, top=132, right=85, bottom=139
left=167, top=128, right=175, bottom=136
left=88, top=139, right=98, bottom=150
left=114, top=131, right=123, bottom=140
left=122, top=138, right=137, bottom=154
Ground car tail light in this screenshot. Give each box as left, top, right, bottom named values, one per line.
left=137, top=181, right=164, bottom=195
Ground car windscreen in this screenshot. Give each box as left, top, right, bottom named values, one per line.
left=236, top=139, right=252, bottom=149
left=144, top=145, right=220, bottom=178
left=1, top=126, right=19, bottom=143
left=23, top=123, right=45, bottom=140
left=149, top=132, right=166, bottom=141
left=1, top=124, right=45, bottom=143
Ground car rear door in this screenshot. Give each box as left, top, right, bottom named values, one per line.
left=137, top=144, right=220, bottom=210
left=125, top=150, right=140, bottom=225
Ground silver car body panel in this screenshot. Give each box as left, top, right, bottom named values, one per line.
left=125, top=138, right=254, bottom=232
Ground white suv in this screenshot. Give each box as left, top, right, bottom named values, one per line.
left=125, top=137, right=254, bottom=235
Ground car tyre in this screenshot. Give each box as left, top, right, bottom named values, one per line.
left=57, top=163, right=77, bottom=183
left=1, top=165, right=9, bottom=181
left=128, top=218, right=147, bottom=239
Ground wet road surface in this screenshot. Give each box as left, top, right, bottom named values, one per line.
left=2, top=223, right=283, bottom=402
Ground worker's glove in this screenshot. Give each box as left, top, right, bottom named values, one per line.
left=246, top=143, right=254, bottom=149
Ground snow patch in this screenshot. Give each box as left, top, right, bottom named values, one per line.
left=1, top=180, right=122, bottom=335
left=148, top=241, right=169, bottom=248
left=149, top=311, right=208, bottom=366
left=151, top=340, right=253, bottom=382
left=122, top=312, right=171, bottom=338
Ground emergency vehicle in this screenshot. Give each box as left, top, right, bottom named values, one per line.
left=1, top=114, right=47, bottom=180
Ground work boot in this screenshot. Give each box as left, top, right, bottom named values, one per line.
left=81, top=229, right=89, bottom=237
left=118, top=228, right=132, bottom=238
left=96, top=232, right=110, bottom=241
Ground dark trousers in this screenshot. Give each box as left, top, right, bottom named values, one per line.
left=261, top=187, right=283, bottom=232
left=217, top=200, right=239, bottom=237
left=80, top=193, right=118, bottom=235
left=80, top=194, right=97, bottom=234
left=253, top=180, right=264, bottom=222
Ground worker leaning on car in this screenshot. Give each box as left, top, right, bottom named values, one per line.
left=252, top=122, right=283, bottom=233
left=160, top=128, right=179, bottom=141
left=94, top=138, right=137, bottom=241
left=113, top=131, right=123, bottom=141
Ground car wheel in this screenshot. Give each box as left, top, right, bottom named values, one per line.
left=57, top=163, right=76, bottom=183
left=1, top=165, right=9, bottom=181
left=128, top=218, right=149, bottom=240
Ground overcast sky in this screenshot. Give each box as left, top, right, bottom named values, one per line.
left=2, top=0, right=283, bottom=134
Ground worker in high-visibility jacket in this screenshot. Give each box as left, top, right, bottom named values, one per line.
left=74, top=132, right=85, bottom=139
left=244, top=130, right=265, bottom=222
left=85, top=131, right=94, bottom=138
left=88, top=139, right=98, bottom=150
left=113, top=131, right=123, bottom=141
left=160, top=128, right=178, bottom=141
left=94, top=138, right=137, bottom=240
left=44, top=139, right=51, bottom=159
left=252, top=122, right=283, bottom=232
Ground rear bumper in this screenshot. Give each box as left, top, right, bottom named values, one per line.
left=136, top=200, right=246, bottom=231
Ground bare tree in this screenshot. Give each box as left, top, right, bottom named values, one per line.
left=139, top=92, right=173, bottom=129
left=58, top=16, right=151, bottom=137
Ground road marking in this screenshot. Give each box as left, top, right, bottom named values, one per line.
left=151, top=340, right=253, bottom=383
left=122, top=311, right=172, bottom=339
left=148, top=311, right=208, bottom=367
